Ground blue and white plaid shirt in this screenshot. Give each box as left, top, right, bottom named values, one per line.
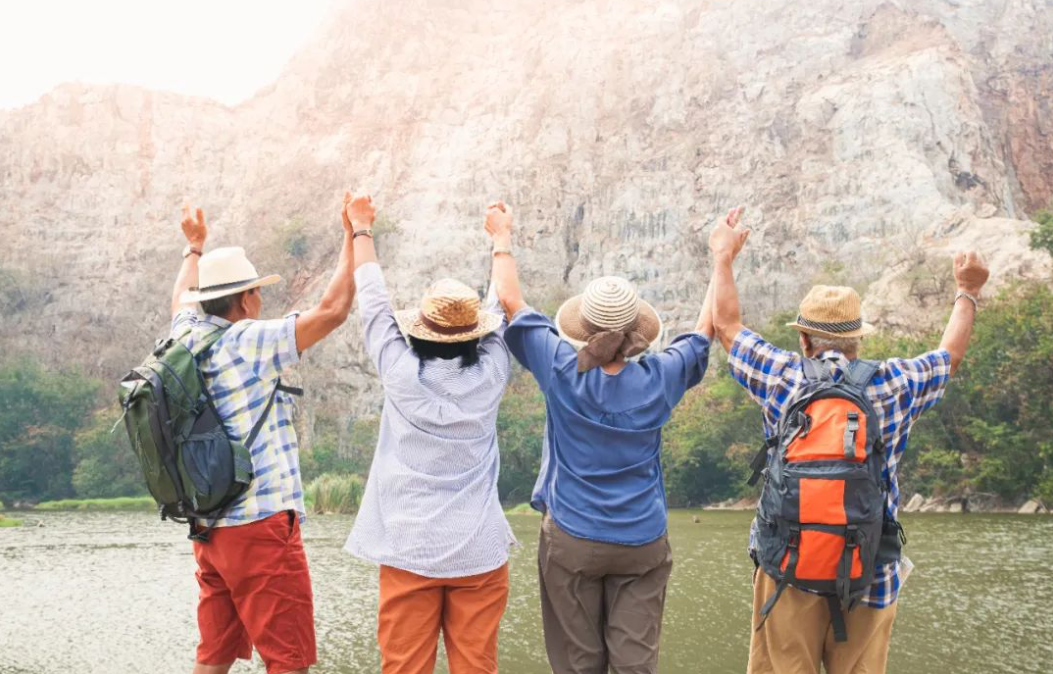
left=728, top=329, right=952, bottom=607
left=171, top=310, right=304, bottom=528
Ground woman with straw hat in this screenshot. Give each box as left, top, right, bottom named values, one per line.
left=485, top=201, right=716, bottom=674
left=342, top=196, right=516, bottom=674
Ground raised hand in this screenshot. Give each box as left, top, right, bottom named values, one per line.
left=344, top=193, right=376, bottom=233
left=708, top=205, right=749, bottom=261
left=485, top=201, right=513, bottom=245
left=953, top=251, right=990, bottom=297
left=181, top=203, right=207, bottom=248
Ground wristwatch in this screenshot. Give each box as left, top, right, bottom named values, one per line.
left=182, top=245, right=203, bottom=259
left=492, top=245, right=513, bottom=256
left=954, top=290, right=979, bottom=309
left=353, top=229, right=374, bottom=239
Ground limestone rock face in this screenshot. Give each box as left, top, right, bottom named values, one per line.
left=1, top=0, right=1051, bottom=426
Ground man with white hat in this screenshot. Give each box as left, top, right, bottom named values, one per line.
left=485, top=201, right=715, bottom=673
left=170, top=194, right=362, bottom=674
left=707, top=208, right=990, bottom=674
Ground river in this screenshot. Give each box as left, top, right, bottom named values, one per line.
left=1, top=510, right=1051, bottom=673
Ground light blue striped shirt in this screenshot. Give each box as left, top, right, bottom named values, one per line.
left=344, top=263, right=516, bottom=578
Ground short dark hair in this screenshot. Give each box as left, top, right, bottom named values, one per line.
left=409, top=336, right=480, bottom=367
left=200, top=290, right=247, bottom=319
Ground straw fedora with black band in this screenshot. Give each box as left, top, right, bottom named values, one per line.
left=395, top=278, right=503, bottom=344
left=555, top=276, right=664, bottom=351
left=786, top=285, right=877, bottom=340
left=179, top=246, right=282, bottom=304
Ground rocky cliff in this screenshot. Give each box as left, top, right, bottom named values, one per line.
left=1, top=0, right=1050, bottom=432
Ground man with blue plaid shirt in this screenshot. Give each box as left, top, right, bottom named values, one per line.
left=170, top=195, right=363, bottom=674
left=708, top=207, right=990, bottom=674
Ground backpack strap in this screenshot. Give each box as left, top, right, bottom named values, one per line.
left=826, top=595, right=848, bottom=643
left=189, top=327, right=228, bottom=359
left=756, top=526, right=801, bottom=633
left=747, top=436, right=778, bottom=486
left=801, top=358, right=830, bottom=382
left=843, top=358, right=880, bottom=391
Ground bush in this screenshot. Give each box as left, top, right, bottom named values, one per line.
left=304, top=473, right=364, bottom=514
left=0, top=513, right=23, bottom=527
left=35, top=496, right=155, bottom=511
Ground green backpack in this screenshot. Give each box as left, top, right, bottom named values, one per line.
left=118, top=326, right=292, bottom=541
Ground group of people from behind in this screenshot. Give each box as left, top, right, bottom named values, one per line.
left=167, top=192, right=989, bottom=674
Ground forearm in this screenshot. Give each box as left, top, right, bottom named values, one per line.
left=492, top=243, right=526, bottom=320
left=171, top=256, right=199, bottom=316
left=353, top=233, right=378, bottom=270
left=319, top=233, right=356, bottom=316
left=939, top=297, right=976, bottom=375
left=712, top=255, right=745, bottom=350
left=693, top=279, right=716, bottom=338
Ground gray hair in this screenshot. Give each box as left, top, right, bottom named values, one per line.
left=807, top=334, right=861, bottom=356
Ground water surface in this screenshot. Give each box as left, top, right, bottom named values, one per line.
left=1, top=511, right=1050, bottom=673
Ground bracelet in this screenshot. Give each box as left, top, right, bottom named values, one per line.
left=492, top=246, right=513, bottom=256
left=182, top=245, right=203, bottom=259
left=954, top=290, right=979, bottom=310
left=353, top=229, right=374, bottom=239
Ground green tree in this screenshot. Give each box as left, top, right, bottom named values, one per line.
left=496, top=368, right=546, bottom=504
left=1029, top=209, right=1053, bottom=259
left=71, top=410, right=146, bottom=499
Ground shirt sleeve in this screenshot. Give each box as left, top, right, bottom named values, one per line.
left=727, top=328, right=801, bottom=408
left=651, top=333, right=711, bottom=407
left=227, top=313, right=300, bottom=382
left=885, top=349, right=952, bottom=422
left=169, top=309, right=198, bottom=337
left=502, top=308, right=576, bottom=393
left=355, top=262, right=409, bottom=378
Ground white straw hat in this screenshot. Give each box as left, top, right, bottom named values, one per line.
left=555, top=276, right=664, bottom=350
left=179, top=247, right=282, bottom=304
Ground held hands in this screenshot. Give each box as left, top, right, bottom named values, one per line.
left=343, top=192, right=376, bottom=234
left=708, top=206, right=749, bottom=261
left=953, top=251, right=990, bottom=297
left=485, top=201, right=513, bottom=246
left=181, top=203, right=207, bottom=248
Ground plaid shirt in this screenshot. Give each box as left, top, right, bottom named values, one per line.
left=728, top=329, right=952, bottom=607
left=171, top=310, right=304, bottom=528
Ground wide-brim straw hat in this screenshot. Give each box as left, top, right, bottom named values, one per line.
left=786, top=285, right=877, bottom=339
left=555, top=276, right=664, bottom=350
left=395, top=278, right=503, bottom=343
left=180, top=246, right=281, bottom=304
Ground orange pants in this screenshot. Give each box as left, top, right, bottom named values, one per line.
left=377, top=563, right=509, bottom=674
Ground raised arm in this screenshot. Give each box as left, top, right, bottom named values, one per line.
left=709, top=206, right=751, bottom=351
left=939, top=251, right=989, bottom=375
left=485, top=201, right=527, bottom=320
left=171, top=204, right=207, bottom=317
left=348, top=194, right=378, bottom=271
left=293, top=191, right=361, bottom=352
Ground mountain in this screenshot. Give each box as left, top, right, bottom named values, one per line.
left=1, top=0, right=1050, bottom=431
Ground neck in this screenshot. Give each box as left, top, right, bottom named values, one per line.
left=600, top=354, right=628, bottom=374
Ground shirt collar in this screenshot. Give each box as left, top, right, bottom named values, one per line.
left=202, top=313, right=232, bottom=329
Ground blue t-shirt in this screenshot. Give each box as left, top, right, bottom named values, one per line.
left=503, top=308, right=711, bottom=545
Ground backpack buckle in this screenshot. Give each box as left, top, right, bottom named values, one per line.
left=843, top=412, right=860, bottom=459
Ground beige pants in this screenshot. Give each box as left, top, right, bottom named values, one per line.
left=537, top=514, right=673, bottom=674
left=747, top=570, right=898, bottom=674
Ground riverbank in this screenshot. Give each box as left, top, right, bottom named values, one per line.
left=0, top=513, right=23, bottom=527
left=32, top=497, right=155, bottom=512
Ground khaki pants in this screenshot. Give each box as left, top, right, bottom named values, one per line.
left=747, top=570, right=898, bottom=674
left=538, top=514, right=673, bottom=674
left=377, top=563, right=509, bottom=674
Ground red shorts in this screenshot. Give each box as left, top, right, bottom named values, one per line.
left=193, top=511, right=316, bottom=674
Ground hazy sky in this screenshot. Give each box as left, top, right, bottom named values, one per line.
left=0, top=0, right=333, bottom=110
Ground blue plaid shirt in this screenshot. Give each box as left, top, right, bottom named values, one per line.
left=171, top=310, right=304, bottom=528
left=728, top=329, right=952, bottom=607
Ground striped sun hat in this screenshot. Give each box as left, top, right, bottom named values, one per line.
left=555, top=276, right=663, bottom=349
left=786, top=285, right=877, bottom=339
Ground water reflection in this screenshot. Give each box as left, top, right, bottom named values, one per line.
left=1, top=511, right=1050, bottom=673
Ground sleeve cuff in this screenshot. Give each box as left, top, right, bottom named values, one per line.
left=353, top=262, right=384, bottom=288
left=283, top=313, right=302, bottom=365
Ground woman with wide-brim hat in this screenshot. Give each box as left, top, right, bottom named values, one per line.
left=485, top=201, right=716, bottom=674
left=342, top=196, right=516, bottom=674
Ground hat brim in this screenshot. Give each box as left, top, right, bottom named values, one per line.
left=785, top=320, right=877, bottom=340
left=555, top=294, right=664, bottom=351
left=180, top=274, right=282, bottom=304
left=394, top=309, right=504, bottom=344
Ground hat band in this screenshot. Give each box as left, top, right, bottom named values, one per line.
left=420, top=314, right=479, bottom=336
left=195, top=277, right=261, bottom=293
left=795, top=315, right=862, bottom=333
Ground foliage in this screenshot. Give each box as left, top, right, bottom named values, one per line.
left=34, top=496, right=155, bottom=511
left=504, top=502, right=539, bottom=515
left=304, top=473, right=364, bottom=514
left=300, top=415, right=378, bottom=482
left=71, top=409, right=147, bottom=499
left=1029, top=209, right=1053, bottom=259
left=0, top=358, right=100, bottom=506
left=495, top=367, right=547, bottom=504
left=0, top=513, right=23, bottom=527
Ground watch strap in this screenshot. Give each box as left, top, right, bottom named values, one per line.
left=353, top=229, right=374, bottom=239
left=954, top=290, right=979, bottom=310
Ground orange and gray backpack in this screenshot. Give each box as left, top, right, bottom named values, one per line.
left=749, top=358, right=900, bottom=642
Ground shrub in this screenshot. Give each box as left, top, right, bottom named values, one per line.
left=304, top=473, right=364, bottom=514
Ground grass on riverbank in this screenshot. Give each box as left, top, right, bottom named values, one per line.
left=504, top=503, right=539, bottom=515
left=0, top=513, right=23, bottom=527
left=304, top=473, right=364, bottom=514
left=34, top=496, right=155, bottom=511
